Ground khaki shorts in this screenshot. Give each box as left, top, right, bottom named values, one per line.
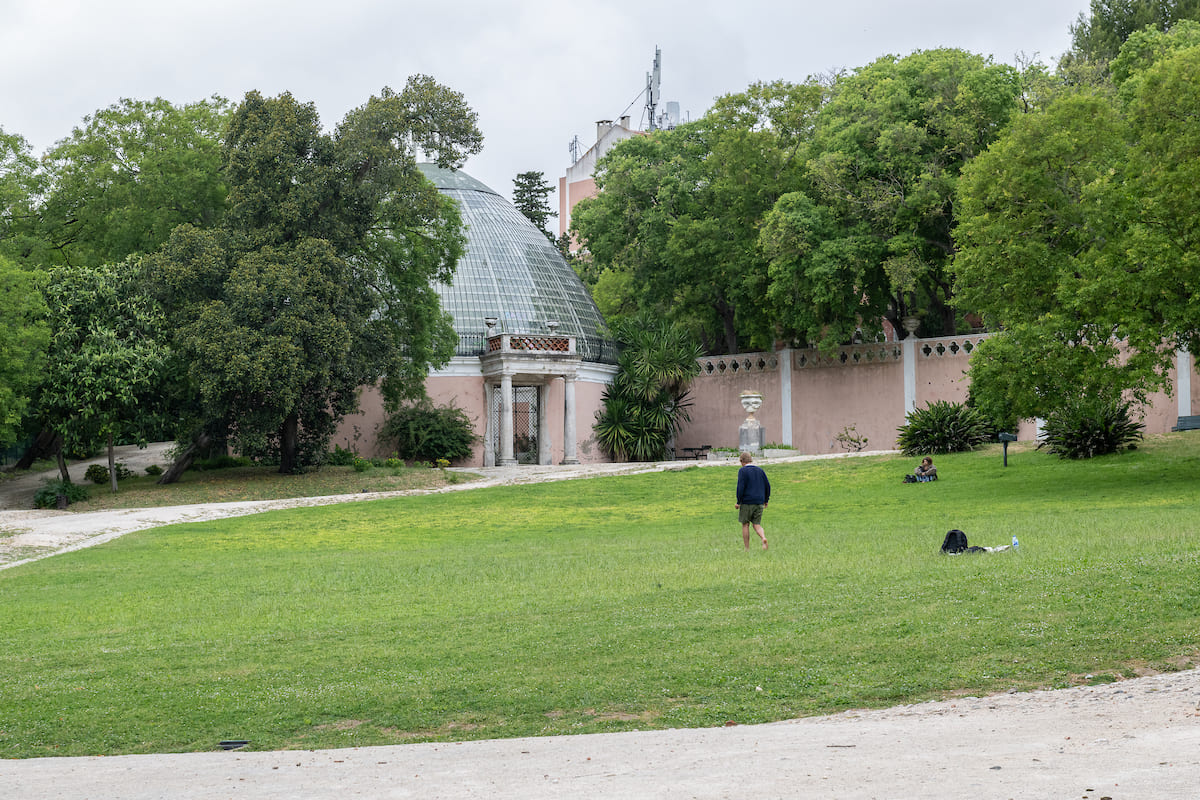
left=738, top=504, right=764, bottom=525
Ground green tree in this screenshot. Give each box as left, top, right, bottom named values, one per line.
left=955, top=27, right=1200, bottom=418
left=36, top=97, right=231, bottom=268
left=573, top=80, right=822, bottom=353
left=773, top=49, right=1021, bottom=348
left=150, top=78, right=482, bottom=476
left=512, top=170, right=556, bottom=240
left=593, top=312, right=702, bottom=462
left=0, top=255, right=49, bottom=448
left=38, top=260, right=167, bottom=489
left=1066, top=0, right=1200, bottom=64
left=0, top=127, right=46, bottom=263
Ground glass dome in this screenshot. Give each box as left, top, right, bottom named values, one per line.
left=418, top=163, right=613, bottom=363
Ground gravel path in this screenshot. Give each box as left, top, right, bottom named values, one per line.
left=2, top=448, right=1198, bottom=798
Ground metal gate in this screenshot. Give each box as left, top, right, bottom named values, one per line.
left=489, top=385, right=539, bottom=464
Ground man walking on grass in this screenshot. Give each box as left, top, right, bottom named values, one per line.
left=735, top=451, right=769, bottom=550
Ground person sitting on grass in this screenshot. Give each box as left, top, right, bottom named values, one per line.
left=904, top=456, right=938, bottom=483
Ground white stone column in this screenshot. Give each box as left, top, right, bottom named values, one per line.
left=901, top=317, right=919, bottom=417
left=499, top=372, right=517, bottom=466
left=562, top=374, right=579, bottom=464
left=537, top=382, right=552, bottom=465
left=1177, top=349, right=1192, bottom=418
left=778, top=348, right=793, bottom=446
left=483, top=382, right=495, bottom=467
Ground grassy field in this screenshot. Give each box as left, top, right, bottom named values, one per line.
left=65, top=463, right=475, bottom=510
left=1, top=436, right=1198, bottom=757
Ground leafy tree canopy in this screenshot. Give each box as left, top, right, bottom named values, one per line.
left=35, top=97, right=231, bottom=268
left=0, top=254, right=48, bottom=447
left=0, top=127, right=46, bottom=263
left=37, top=259, right=168, bottom=485
left=765, top=49, right=1021, bottom=349
left=955, top=26, right=1200, bottom=417
left=1067, top=0, right=1200, bottom=64
left=572, top=80, right=823, bottom=354
left=512, top=170, right=556, bottom=240
left=149, top=78, right=482, bottom=474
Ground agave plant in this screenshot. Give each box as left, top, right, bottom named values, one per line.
left=1038, top=396, right=1143, bottom=459
left=896, top=400, right=991, bottom=455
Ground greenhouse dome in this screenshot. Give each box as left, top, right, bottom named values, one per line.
left=418, top=163, right=613, bottom=363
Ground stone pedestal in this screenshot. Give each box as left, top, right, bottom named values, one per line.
left=738, top=391, right=765, bottom=454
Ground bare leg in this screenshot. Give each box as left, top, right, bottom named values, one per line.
left=742, top=523, right=751, bottom=550
left=754, top=523, right=767, bottom=549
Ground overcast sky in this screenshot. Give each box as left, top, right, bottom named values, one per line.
left=2, top=0, right=1087, bottom=211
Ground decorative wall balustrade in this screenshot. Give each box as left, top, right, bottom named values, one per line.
left=698, top=353, right=780, bottom=375
left=918, top=337, right=985, bottom=358
left=794, top=344, right=902, bottom=369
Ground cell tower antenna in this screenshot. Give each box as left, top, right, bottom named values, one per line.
left=567, top=135, right=582, bottom=163
left=645, top=46, right=661, bottom=131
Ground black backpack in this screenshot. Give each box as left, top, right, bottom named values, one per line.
left=941, top=529, right=968, bottom=554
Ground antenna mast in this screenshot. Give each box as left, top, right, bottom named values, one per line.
left=645, top=47, right=661, bottom=131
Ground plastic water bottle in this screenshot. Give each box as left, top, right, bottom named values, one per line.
left=1012, top=536, right=1019, bottom=549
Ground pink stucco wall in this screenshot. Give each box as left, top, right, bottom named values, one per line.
left=683, top=354, right=783, bottom=450
left=677, top=335, right=1198, bottom=454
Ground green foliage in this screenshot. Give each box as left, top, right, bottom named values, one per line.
left=34, top=97, right=231, bottom=268
left=381, top=401, right=477, bottom=464
left=512, top=170, right=556, bottom=240
left=593, top=313, right=702, bottom=461
left=38, top=260, right=169, bottom=462
left=144, top=464, right=163, bottom=476
left=0, top=127, right=46, bottom=263
left=792, top=49, right=1022, bottom=344
left=189, top=455, right=252, bottom=471
left=352, top=456, right=372, bottom=473
left=956, top=27, right=1200, bottom=412
left=896, top=400, right=991, bottom=455
left=84, top=464, right=109, bottom=484
left=84, top=463, right=135, bottom=484
left=149, top=80, right=481, bottom=475
left=327, top=445, right=357, bottom=466
left=572, top=81, right=822, bottom=353
left=1066, top=0, right=1200, bottom=65
left=1038, top=397, right=1144, bottom=459
left=0, top=255, right=48, bottom=447
left=31, top=478, right=89, bottom=508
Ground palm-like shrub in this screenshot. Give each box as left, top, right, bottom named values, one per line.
left=897, top=400, right=991, bottom=455
left=1038, top=397, right=1143, bottom=459
left=593, top=313, right=702, bottom=462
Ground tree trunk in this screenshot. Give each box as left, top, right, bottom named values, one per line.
left=56, top=445, right=70, bottom=483
left=279, top=412, right=299, bottom=474
left=108, top=432, right=118, bottom=493
left=10, top=430, right=62, bottom=472
left=157, top=432, right=211, bottom=485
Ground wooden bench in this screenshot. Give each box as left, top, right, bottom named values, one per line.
left=677, top=445, right=712, bottom=460
left=1172, top=415, right=1200, bottom=431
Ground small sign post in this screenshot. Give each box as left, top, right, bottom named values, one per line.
left=998, top=432, right=1018, bottom=466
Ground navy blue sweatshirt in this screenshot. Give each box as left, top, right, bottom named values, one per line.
left=736, top=464, right=771, bottom=505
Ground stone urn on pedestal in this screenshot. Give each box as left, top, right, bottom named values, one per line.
left=738, top=391, right=765, bottom=455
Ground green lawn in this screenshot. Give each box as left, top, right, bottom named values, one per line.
left=2, top=436, right=1198, bottom=757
